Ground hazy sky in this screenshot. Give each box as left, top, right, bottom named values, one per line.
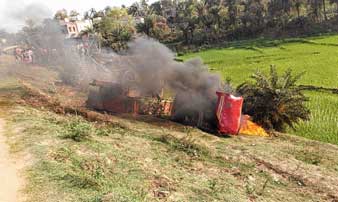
left=0, top=0, right=156, bottom=32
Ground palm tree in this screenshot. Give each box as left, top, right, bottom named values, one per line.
left=226, top=0, right=238, bottom=27
left=54, top=9, right=68, bottom=20
left=294, top=0, right=304, bottom=17
left=307, top=0, right=323, bottom=21
left=128, top=2, right=140, bottom=16
left=149, top=1, right=163, bottom=15
left=69, top=10, right=80, bottom=17
left=80, top=27, right=95, bottom=37
left=237, top=66, right=310, bottom=132
left=322, top=0, right=328, bottom=20
left=104, top=6, right=112, bottom=15
left=84, top=8, right=98, bottom=24
left=329, top=0, right=338, bottom=12
left=136, top=15, right=154, bottom=35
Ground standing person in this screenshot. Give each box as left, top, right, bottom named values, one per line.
left=28, top=49, right=34, bottom=64
left=23, top=49, right=33, bottom=64
left=14, top=47, right=23, bottom=63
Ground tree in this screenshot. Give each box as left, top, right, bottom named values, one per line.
left=194, top=0, right=224, bottom=41
left=84, top=8, right=98, bottom=24
left=329, top=0, right=338, bottom=12
left=237, top=67, right=310, bottom=132
left=54, top=9, right=68, bottom=20
left=226, top=0, right=239, bottom=27
left=69, top=10, right=80, bottom=18
left=140, top=0, right=149, bottom=14
left=293, top=0, right=305, bottom=17
left=322, top=0, right=328, bottom=20
left=80, top=26, right=95, bottom=37
left=136, top=15, right=154, bottom=35
left=95, top=8, right=135, bottom=51
left=149, top=1, right=163, bottom=15
left=128, top=0, right=149, bottom=16
left=266, top=0, right=293, bottom=30
left=104, top=6, right=112, bottom=14
left=128, top=2, right=141, bottom=16
left=241, top=0, right=265, bottom=31
left=176, top=0, right=199, bottom=44
left=268, top=0, right=292, bottom=17
left=307, top=0, right=323, bottom=22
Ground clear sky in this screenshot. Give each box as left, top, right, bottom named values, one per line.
left=0, top=0, right=156, bottom=32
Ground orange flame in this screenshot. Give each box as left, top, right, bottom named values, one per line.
left=239, top=115, right=269, bottom=137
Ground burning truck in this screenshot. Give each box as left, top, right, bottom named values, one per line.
left=86, top=37, right=267, bottom=136
left=86, top=79, right=268, bottom=137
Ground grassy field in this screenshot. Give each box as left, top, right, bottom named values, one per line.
left=182, top=34, right=338, bottom=145
left=294, top=91, right=338, bottom=143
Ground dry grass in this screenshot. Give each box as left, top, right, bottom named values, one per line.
left=1, top=102, right=338, bottom=201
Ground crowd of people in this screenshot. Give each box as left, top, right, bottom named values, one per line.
left=14, top=47, right=34, bottom=64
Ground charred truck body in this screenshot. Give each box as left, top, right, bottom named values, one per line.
left=87, top=80, right=173, bottom=117
left=87, top=79, right=218, bottom=132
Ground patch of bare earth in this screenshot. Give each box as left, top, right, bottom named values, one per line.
left=0, top=118, right=22, bottom=202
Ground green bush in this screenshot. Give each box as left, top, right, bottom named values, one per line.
left=61, top=118, right=95, bottom=142
left=237, top=66, right=310, bottom=132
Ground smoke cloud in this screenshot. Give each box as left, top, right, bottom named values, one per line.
left=0, top=0, right=52, bottom=32
left=122, top=37, right=223, bottom=113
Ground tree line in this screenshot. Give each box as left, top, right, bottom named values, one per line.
left=52, top=0, right=338, bottom=50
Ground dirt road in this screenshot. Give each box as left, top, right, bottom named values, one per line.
left=0, top=119, right=20, bottom=202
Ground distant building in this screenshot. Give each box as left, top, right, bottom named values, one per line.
left=60, top=18, right=93, bottom=39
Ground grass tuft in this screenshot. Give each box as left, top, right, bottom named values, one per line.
left=156, top=132, right=210, bottom=158
left=59, top=117, right=95, bottom=142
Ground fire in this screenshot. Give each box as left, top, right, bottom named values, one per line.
left=239, top=115, right=269, bottom=137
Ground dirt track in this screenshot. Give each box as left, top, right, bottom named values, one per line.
left=0, top=119, right=21, bottom=202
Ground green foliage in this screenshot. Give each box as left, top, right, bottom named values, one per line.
left=94, top=8, right=134, bottom=51
left=131, top=0, right=338, bottom=46
left=58, top=117, right=116, bottom=141
left=290, top=91, right=338, bottom=143
left=60, top=117, right=95, bottom=142
left=136, top=14, right=171, bottom=41
left=136, top=16, right=153, bottom=35
left=237, top=66, right=310, bottom=131
left=54, top=9, right=68, bottom=20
